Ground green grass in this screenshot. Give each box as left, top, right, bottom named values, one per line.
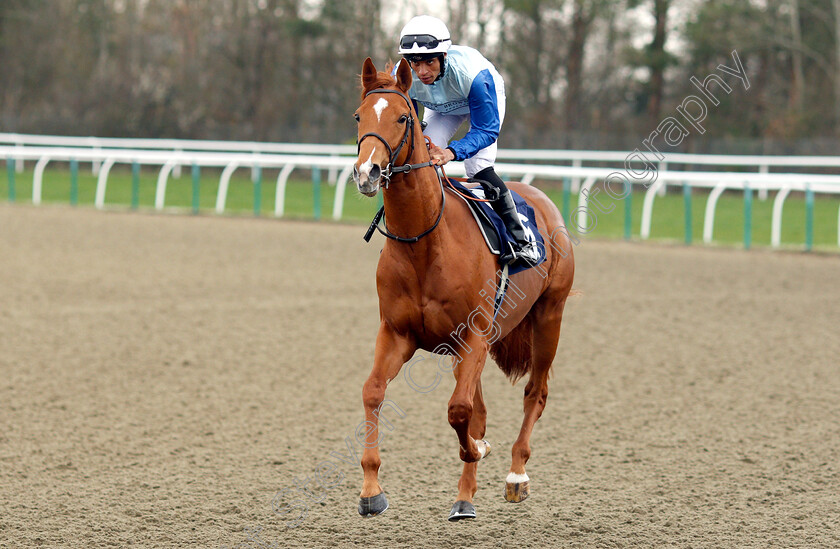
left=2, top=161, right=838, bottom=252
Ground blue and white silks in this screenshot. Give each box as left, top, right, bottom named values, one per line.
left=395, top=46, right=505, bottom=176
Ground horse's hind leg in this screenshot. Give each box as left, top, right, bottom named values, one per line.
left=506, top=296, right=568, bottom=503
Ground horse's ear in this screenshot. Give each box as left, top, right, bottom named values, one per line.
left=395, top=58, right=413, bottom=92
left=361, top=57, right=378, bottom=92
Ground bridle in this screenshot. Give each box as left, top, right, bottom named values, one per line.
left=357, top=88, right=436, bottom=186
left=357, top=88, right=445, bottom=244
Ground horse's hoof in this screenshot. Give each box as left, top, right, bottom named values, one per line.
left=448, top=500, right=476, bottom=521
left=504, top=472, right=530, bottom=503
left=358, top=492, right=389, bottom=517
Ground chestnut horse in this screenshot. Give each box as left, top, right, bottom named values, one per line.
left=353, top=58, right=575, bottom=521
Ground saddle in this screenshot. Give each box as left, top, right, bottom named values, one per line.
left=445, top=179, right=546, bottom=275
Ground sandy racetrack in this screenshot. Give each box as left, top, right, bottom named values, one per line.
left=1, top=204, right=839, bottom=548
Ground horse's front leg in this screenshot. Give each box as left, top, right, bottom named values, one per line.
left=358, top=323, right=415, bottom=517
left=447, top=333, right=491, bottom=521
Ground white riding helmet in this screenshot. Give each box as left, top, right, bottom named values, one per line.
left=398, top=15, right=451, bottom=56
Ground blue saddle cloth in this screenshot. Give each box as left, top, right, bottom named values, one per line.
left=446, top=179, right=546, bottom=275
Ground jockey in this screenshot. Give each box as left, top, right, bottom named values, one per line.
left=396, top=15, right=541, bottom=264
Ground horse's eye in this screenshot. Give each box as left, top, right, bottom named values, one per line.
left=398, top=114, right=409, bottom=124
left=354, top=113, right=360, bottom=122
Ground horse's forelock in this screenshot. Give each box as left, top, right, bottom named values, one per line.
left=360, top=63, right=399, bottom=102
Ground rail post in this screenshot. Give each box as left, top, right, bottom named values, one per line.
left=624, top=183, right=632, bottom=240
left=192, top=163, right=200, bottom=214
left=70, top=159, right=79, bottom=206
left=253, top=165, right=262, bottom=217
left=744, top=183, right=752, bottom=250
left=131, top=162, right=140, bottom=210
left=313, top=167, right=321, bottom=220
left=683, top=184, right=692, bottom=244
left=562, top=177, right=571, bottom=222
left=805, top=184, right=814, bottom=251
left=7, top=157, right=16, bottom=202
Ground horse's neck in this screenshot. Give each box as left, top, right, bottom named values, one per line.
left=383, top=172, right=440, bottom=232
left=381, top=141, right=444, bottom=242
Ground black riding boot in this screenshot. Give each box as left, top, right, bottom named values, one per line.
left=473, top=167, right=541, bottom=265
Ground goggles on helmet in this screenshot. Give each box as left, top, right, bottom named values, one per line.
left=400, top=34, right=450, bottom=51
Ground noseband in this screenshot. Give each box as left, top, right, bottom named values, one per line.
left=358, top=88, right=445, bottom=244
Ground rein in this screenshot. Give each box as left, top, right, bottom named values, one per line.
left=438, top=166, right=496, bottom=203
left=359, top=88, right=444, bottom=244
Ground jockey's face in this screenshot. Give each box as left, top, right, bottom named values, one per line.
left=410, top=56, right=443, bottom=85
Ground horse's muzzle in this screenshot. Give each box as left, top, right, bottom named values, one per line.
left=353, top=164, right=381, bottom=197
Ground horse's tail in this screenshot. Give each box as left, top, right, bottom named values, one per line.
left=489, top=315, right=533, bottom=384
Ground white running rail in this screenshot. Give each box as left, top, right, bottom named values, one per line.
left=3, top=144, right=840, bottom=249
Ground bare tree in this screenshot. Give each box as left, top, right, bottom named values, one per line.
left=564, top=0, right=612, bottom=132
left=833, top=0, right=840, bottom=134
left=646, top=0, right=670, bottom=121
left=1, top=0, right=837, bottom=147
left=789, top=0, right=804, bottom=112
left=500, top=0, right=567, bottom=146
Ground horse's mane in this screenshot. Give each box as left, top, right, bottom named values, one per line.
left=360, top=63, right=398, bottom=101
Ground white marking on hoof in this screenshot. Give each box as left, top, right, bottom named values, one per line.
left=505, top=472, right=529, bottom=484
left=373, top=97, right=388, bottom=121
left=475, top=439, right=491, bottom=459
left=505, top=471, right=530, bottom=502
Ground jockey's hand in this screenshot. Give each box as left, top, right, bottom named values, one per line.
left=429, top=145, right=455, bottom=166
